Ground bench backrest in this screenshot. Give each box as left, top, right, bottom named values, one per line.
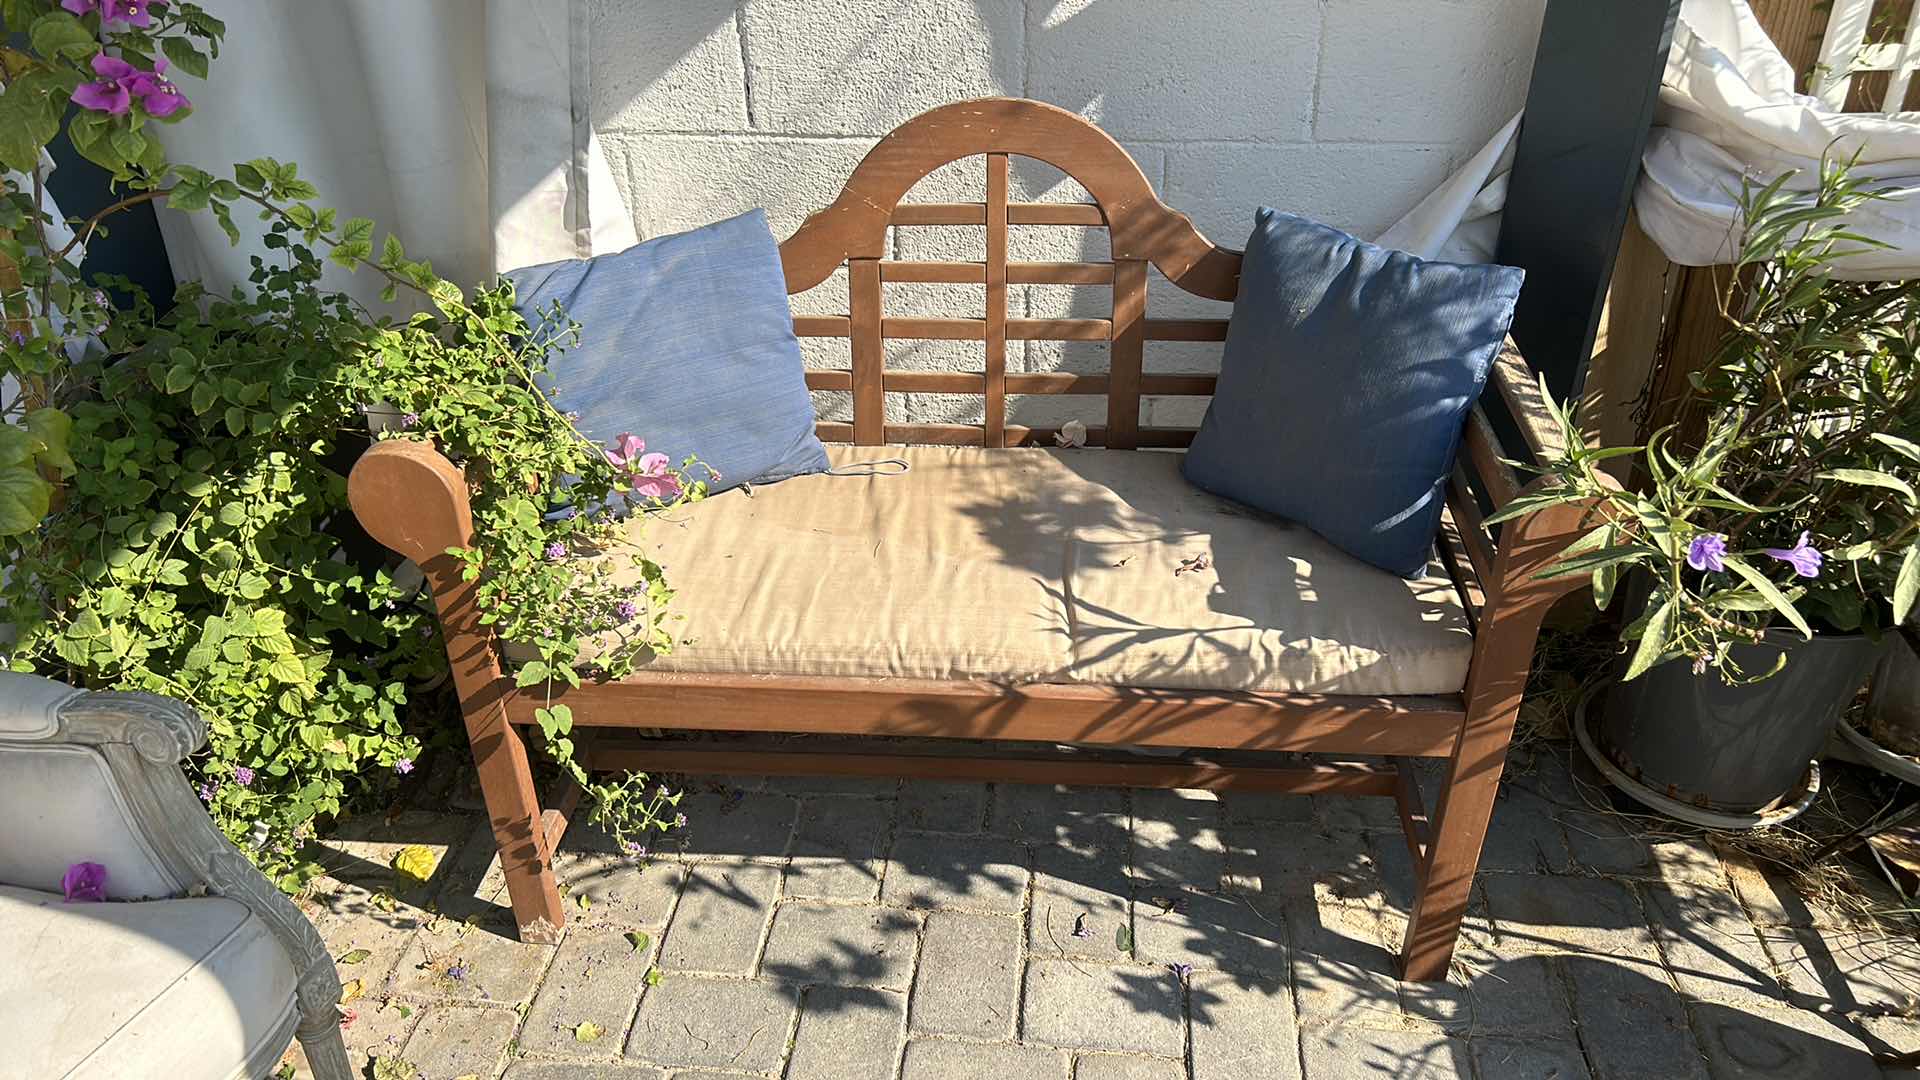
left=778, top=98, right=1242, bottom=451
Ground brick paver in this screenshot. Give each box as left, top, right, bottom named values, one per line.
left=290, top=744, right=1920, bottom=1080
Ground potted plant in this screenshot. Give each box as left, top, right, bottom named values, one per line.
left=1505, top=157, right=1918, bottom=816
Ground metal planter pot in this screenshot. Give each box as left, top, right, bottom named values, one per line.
left=1598, top=630, right=1884, bottom=814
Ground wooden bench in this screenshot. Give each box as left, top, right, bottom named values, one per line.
left=348, top=98, right=1595, bottom=982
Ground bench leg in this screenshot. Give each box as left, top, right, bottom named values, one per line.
left=467, top=705, right=566, bottom=944
left=1399, top=699, right=1515, bottom=982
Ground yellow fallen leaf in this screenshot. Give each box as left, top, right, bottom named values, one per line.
left=339, top=978, right=365, bottom=1005
left=574, top=1020, right=603, bottom=1043
left=390, top=844, right=440, bottom=885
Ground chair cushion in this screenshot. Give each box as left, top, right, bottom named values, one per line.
left=0, top=884, right=299, bottom=1079
left=533, top=445, right=1473, bottom=695
left=506, top=208, right=830, bottom=496
left=1183, top=208, right=1524, bottom=578
left=0, top=743, right=183, bottom=900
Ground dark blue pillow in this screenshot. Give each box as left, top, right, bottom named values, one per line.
left=1183, top=209, right=1523, bottom=578
left=507, top=209, right=828, bottom=496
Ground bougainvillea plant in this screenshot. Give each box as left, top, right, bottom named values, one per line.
left=0, top=0, right=692, bottom=885
left=1497, top=156, right=1920, bottom=684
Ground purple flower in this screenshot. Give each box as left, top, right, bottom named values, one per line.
left=545, top=541, right=567, bottom=560
left=1168, top=962, right=1193, bottom=980
left=65, top=0, right=161, bottom=27
left=1763, top=531, right=1823, bottom=579
left=622, top=840, right=649, bottom=858
left=61, top=861, right=108, bottom=903
left=400, top=412, right=420, bottom=429
left=446, top=962, right=469, bottom=982
left=70, top=51, right=189, bottom=117
left=1686, top=533, right=1727, bottom=573
left=126, top=56, right=188, bottom=117
left=197, top=782, right=214, bottom=803
left=1070, top=913, right=1094, bottom=939
left=394, top=758, right=414, bottom=775
left=233, top=764, right=255, bottom=787
left=673, top=812, right=688, bottom=829
left=614, top=599, right=639, bottom=622
left=7, top=329, right=25, bottom=347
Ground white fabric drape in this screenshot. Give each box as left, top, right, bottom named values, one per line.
left=152, top=0, right=633, bottom=307
left=1635, top=0, right=1920, bottom=278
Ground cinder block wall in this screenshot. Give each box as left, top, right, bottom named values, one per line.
left=592, top=0, right=1545, bottom=430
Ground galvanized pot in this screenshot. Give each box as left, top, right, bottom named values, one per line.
left=1598, top=630, right=1884, bottom=814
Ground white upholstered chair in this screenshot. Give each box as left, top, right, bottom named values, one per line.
left=0, top=673, right=350, bottom=1079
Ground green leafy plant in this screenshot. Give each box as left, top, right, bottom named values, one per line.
left=1501, top=155, right=1920, bottom=682
left=0, top=0, right=693, bottom=879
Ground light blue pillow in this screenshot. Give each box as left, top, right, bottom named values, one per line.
left=1183, top=208, right=1524, bottom=578
left=506, top=209, right=828, bottom=497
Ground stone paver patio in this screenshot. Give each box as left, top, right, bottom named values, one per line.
left=291, top=746, right=1920, bottom=1079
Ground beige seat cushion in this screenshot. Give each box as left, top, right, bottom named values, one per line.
left=0, top=884, right=299, bottom=1079
left=538, top=445, right=1473, bottom=695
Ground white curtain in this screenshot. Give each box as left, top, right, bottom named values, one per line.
left=152, top=0, right=634, bottom=307
left=1636, top=0, right=1920, bottom=278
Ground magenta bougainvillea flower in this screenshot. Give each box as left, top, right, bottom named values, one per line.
left=1763, top=531, right=1823, bottom=579
left=64, top=0, right=161, bottom=27
left=604, top=433, right=681, bottom=500
left=1686, top=533, right=1727, bottom=573
left=70, top=52, right=189, bottom=118
left=61, top=861, right=108, bottom=902
left=233, top=764, right=255, bottom=787
left=71, top=54, right=136, bottom=115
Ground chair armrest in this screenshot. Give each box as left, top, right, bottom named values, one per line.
left=1487, top=338, right=1566, bottom=465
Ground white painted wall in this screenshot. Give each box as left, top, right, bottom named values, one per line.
left=590, top=0, right=1546, bottom=429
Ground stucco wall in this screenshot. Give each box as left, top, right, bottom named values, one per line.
left=590, top=0, right=1547, bottom=430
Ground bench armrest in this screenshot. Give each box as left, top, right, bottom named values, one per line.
left=1487, top=338, right=1567, bottom=466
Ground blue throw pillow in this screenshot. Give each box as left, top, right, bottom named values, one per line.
left=506, top=209, right=828, bottom=497
left=1183, top=208, right=1524, bottom=578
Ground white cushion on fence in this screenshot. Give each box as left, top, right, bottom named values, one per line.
left=0, top=884, right=299, bottom=1080
left=530, top=445, right=1473, bottom=696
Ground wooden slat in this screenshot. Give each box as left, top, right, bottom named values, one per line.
left=893, top=203, right=986, bottom=225
left=1005, top=372, right=1106, bottom=394
left=884, top=371, right=986, bottom=393
left=985, top=153, right=1010, bottom=446
left=1009, top=318, right=1111, bottom=341
left=881, top=261, right=985, bottom=283
left=1446, top=466, right=1497, bottom=588
left=1436, top=505, right=1487, bottom=632
left=1144, top=318, right=1230, bottom=342
left=1108, top=259, right=1146, bottom=449
left=884, top=423, right=987, bottom=445
left=1392, top=757, right=1433, bottom=869
left=891, top=202, right=1106, bottom=227
left=1138, top=374, right=1217, bottom=396
left=593, top=736, right=1401, bottom=796
left=517, top=671, right=1469, bottom=757
left=792, top=315, right=850, bottom=337
left=815, top=421, right=853, bottom=442
left=883, top=317, right=985, bottom=340
left=1008, top=261, right=1114, bottom=284
left=1488, top=341, right=1566, bottom=465
left=804, top=370, right=853, bottom=390
left=1463, top=405, right=1520, bottom=510
left=849, top=258, right=883, bottom=445
left=1008, top=203, right=1105, bottom=225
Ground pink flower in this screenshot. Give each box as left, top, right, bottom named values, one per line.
left=70, top=53, right=189, bottom=118
left=604, top=433, right=646, bottom=468
left=628, top=452, right=680, bottom=499
left=64, top=0, right=160, bottom=26
left=71, top=54, right=136, bottom=116
left=62, top=861, right=108, bottom=902
left=233, top=764, right=255, bottom=787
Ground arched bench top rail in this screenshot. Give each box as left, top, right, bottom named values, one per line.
left=778, top=98, right=1243, bottom=300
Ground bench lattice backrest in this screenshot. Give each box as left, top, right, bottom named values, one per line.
left=778, top=98, right=1243, bottom=451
